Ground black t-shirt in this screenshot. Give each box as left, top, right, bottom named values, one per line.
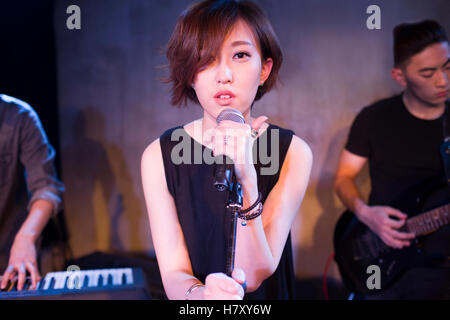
left=345, top=94, right=447, bottom=206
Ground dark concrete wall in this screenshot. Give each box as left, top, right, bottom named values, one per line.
left=53, top=0, right=450, bottom=289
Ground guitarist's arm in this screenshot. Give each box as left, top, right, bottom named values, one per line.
left=334, top=149, right=415, bottom=249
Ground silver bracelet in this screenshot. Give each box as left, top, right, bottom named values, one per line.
left=185, top=283, right=205, bottom=299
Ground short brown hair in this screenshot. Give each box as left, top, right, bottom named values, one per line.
left=165, top=0, right=283, bottom=107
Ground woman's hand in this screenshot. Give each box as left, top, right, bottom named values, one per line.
left=0, top=235, right=41, bottom=291
left=210, top=116, right=268, bottom=184
left=203, top=268, right=246, bottom=300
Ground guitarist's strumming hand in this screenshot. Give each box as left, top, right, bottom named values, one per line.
left=354, top=199, right=416, bottom=249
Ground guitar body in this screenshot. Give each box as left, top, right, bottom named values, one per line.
left=334, top=181, right=450, bottom=294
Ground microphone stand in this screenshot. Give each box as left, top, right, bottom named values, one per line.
left=225, top=175, right=243, bottom=277
left=213, top=153, right=246, bottom=292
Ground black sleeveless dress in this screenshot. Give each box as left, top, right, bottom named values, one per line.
left=159, top=123, right=296, bottom=299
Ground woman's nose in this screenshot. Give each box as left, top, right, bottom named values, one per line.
left=215, top=61, right=233, bottom=84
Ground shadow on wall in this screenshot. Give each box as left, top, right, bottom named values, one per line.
left=294, top=125, right=370, bottom=299
left=63, top=107, right=145, bottom=258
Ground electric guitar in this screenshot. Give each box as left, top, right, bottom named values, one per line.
left=333, top=181, right=450, bottom=294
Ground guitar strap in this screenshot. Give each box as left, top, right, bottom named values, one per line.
left=441, top=100, right=450, bottom=185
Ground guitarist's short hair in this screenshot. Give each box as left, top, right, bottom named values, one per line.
left=393, top=20, right=448, bottom=68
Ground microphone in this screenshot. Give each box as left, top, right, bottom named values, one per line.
left=213, top=108, right=245, bottom=191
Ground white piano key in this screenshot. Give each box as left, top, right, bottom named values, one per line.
left=42, top=273, right=56, bottom=290
left=112, top=269, right=121, bottom=286
left=61, top=273, right=70, bottom=289
left=88, top=271, right=100, bottom=287
left=123, top=268, right=133, bottom=285
left=100, top=270, right=109, bottom=286
left=93, top=270, right=102, bottom=286
left=52, top=273, right=60, bottom=290
left=118, top=270, right=126, bottom=285
left=50, top=272, right=59, bottom=289
left=54, top=273, right=67, bottom=290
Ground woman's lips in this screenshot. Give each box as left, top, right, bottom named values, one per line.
left=215, top=96, right=235, bottom=106
left=436, top=91, right=448, bottom=97
left=214, top=91, right=235, bottom=106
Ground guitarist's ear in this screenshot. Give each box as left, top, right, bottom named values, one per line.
left=391, top=67, right=407, bottom=87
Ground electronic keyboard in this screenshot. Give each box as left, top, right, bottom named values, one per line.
left=0, top=267, right=151, bottom=300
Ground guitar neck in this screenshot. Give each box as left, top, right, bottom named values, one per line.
left=406, top=203, right=450, bottom=236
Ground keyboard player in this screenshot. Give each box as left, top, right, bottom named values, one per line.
left=0, top=95, right=65, bottom=291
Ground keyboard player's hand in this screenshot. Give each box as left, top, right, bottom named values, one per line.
left=1, top=235, right=41, bottom=291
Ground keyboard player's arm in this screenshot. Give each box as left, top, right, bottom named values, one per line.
left=1, top=199, right=54, bottom=291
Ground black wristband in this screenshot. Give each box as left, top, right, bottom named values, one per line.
left=239, top=192, right=262, bottom=214
left=238, top=202, right=263, bottom=221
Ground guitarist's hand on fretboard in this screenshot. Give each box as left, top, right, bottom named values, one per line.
left=356, top=204, right=416, bottom=249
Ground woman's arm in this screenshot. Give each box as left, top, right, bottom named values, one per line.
left=234, top=135, right=313, bottom=291
left=141, top=138, right=202, bottom=299
left=141, top=139, right=244, bottom=300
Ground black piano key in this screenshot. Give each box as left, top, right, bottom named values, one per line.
left=82, top=275, right=89, bottom=288
left=10, top=279, right=18, bottom=292
left=64, top=276, right=70, bottom=289
left=107, top=274, right=113, bottom=286
left=23, top=278, right=31, bottom=290
left=122, top=273, right=127, bottom=285
left=38, top=278, right=45, bottom=290
left=98, top=275, right=104, bottom=287
left=48, top=277, right=56, bottom=290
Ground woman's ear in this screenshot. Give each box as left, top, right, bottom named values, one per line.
left=391, top=67, right=407, bottom=87
left=260, top=58, right=274, bottom=85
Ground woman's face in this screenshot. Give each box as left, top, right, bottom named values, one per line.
left=193, top=19, right=273, bottom=121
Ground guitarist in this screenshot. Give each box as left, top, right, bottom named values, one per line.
left=334, top=20, right=450, bottom=299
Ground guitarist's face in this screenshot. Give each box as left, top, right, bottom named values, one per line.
left=397, top=41, right=450, bottom=108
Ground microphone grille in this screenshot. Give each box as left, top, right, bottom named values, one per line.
left=216, top=108, right=245, bottom=124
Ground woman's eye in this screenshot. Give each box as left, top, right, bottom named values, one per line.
left=233, top=52, right=250, bottom=59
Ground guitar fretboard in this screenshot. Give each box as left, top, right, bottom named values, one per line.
left=406, top=204, right=450, bottom=236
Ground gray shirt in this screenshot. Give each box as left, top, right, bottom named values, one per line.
left=0, top=94, right=65, bottom=268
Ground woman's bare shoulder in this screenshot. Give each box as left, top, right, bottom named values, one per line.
left=290, top=135, right=312, bottom=159
left=142, top=138, right=161, bottom=162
